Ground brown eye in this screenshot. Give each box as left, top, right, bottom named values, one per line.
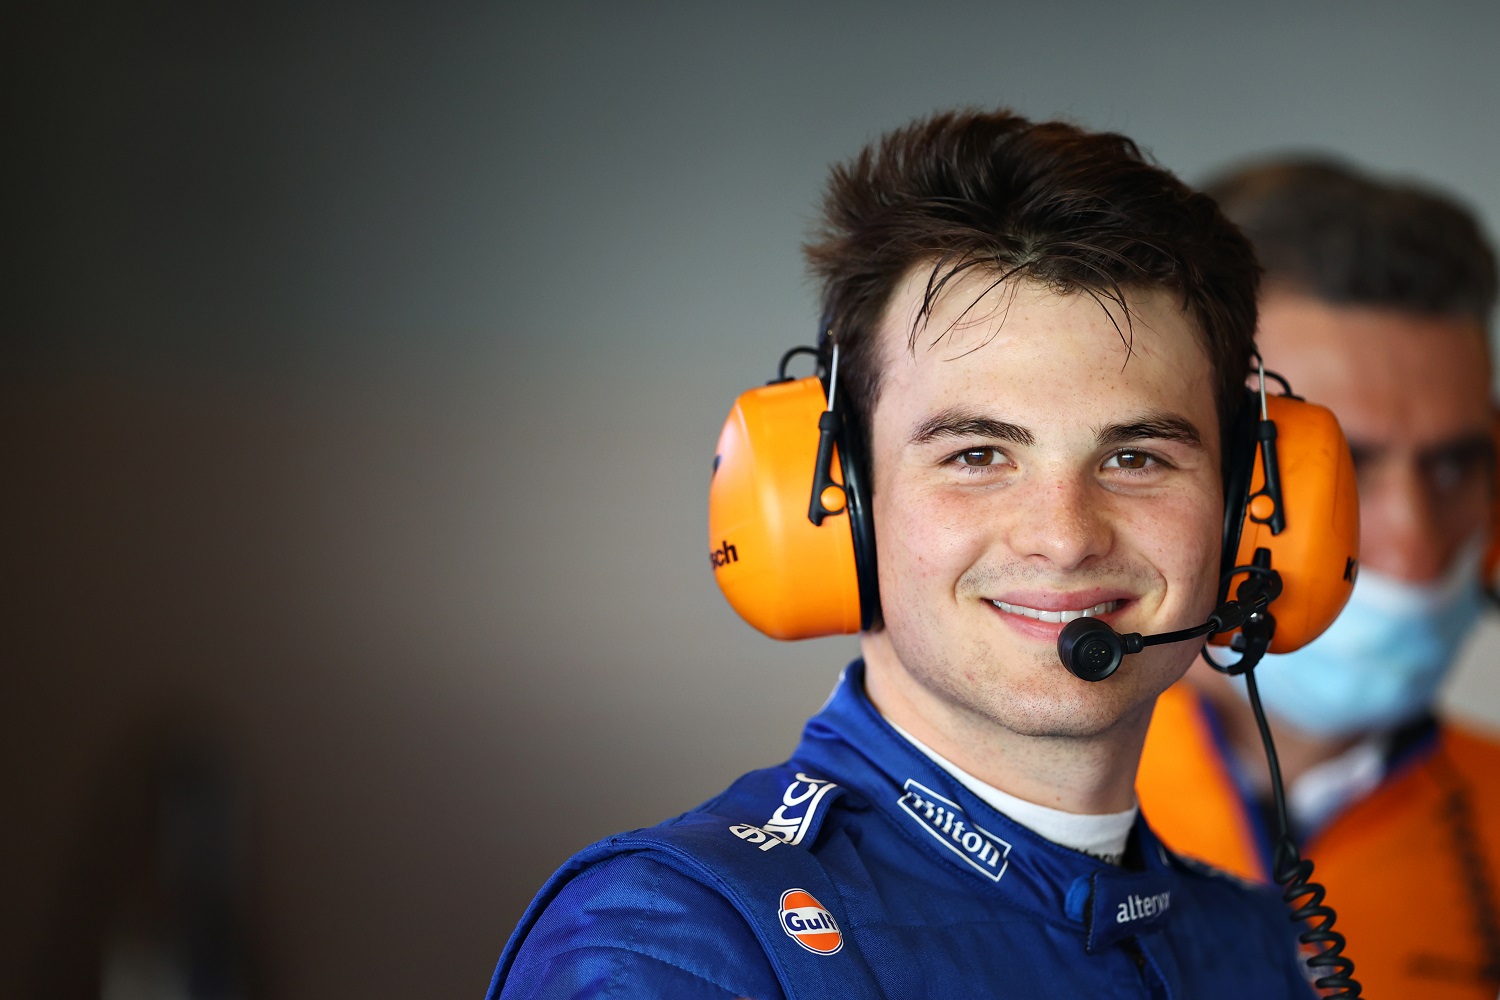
left=1421, top=446, right=1494, bottom=496
left=957, top=447, right=1003, bottom=467
left=1108, top=450, right=1153, bottom=471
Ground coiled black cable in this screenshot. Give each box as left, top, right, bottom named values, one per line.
left=1244, top=666, right=1363, bottom=997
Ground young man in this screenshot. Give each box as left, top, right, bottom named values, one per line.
left=490, top=110, right=1314, bottom=998
left=1138, top=159, right=1500, bottom=999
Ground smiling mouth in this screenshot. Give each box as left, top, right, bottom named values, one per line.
left=988, top=599, right=1120, bottom=623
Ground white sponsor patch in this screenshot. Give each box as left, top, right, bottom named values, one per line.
left=897, top=779, right=1011, bottom=882
left=1116, top=890, right=1171, bottom=924
left=763, top=772, right=838, bottom=845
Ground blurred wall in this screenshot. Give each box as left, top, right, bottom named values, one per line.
left=10, top=2, right=1500, bottom=997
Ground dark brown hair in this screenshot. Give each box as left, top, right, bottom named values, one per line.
left=804, top=108, right=1260, bottom=458
left=1204, top=157, right=1497, bottom=326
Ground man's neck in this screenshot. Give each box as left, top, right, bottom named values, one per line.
left=860, top=642, right=1147, bottom=815
left=1187, top=662, right=1361, bottom=792
left=889, top=716, right=1138, bottom=863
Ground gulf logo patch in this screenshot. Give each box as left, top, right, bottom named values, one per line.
left=778, top=888, right=843, bottom=955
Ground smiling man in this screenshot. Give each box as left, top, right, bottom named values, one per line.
left=488, top=110, right=1314, bottom=998
left=862, top=273, right=1224, bottom=817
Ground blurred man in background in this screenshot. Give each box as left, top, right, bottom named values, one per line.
left=1139, top=159, right=1500, bottom=999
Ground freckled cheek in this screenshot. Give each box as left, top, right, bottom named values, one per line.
left=876, top=485, right=991, bottom=584
left=1128, top=495, right=1222, bottom=612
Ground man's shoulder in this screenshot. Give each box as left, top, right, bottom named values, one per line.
left=1150, top=846, right=1310, bottom=989
left=491, top=761, right=862, bottom=1000
left=1151, top=836, right=1293, bottom=928
left=497, top=852, right=782, bottom=1000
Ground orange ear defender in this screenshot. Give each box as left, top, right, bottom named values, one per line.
left=1213, top=377, right=1360, bottom=655
left=710, top=346, right=1359, bottom=653
left=708, top=345, right=878, bottom=639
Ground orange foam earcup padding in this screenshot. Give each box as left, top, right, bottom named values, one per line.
left=1218, top=394, right=1360, bottom=653
left=709, top=376, right=862, bottom=639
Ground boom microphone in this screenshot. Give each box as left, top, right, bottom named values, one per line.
left=1058, top=616, right=1221, bottom=682
left=1057, top=567, right=1282, bottom=681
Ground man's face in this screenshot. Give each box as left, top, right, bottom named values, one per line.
left=861, top=271, right=1224, bottom=742
left=1256, top=292, right=1493, bottom=584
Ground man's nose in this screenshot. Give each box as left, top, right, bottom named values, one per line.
left=1006, top=470, right=1112, bottom=569
left=1359, top=464, right=1452, bottom=583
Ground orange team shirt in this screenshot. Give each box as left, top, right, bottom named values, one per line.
left=1139, top=681, right=1500, bottom=1000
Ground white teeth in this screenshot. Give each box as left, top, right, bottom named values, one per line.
left=990, top=599, right=1120, bottom=622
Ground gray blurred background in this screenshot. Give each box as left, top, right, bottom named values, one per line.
left=10, top=2, right=1500, bottom=997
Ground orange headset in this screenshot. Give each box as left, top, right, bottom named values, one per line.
left=709, top=336, right=1361, bottom=655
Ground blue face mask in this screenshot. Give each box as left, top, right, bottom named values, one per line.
left=1228, top=541, right=1485, bottom=739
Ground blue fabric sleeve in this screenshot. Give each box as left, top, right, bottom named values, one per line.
left=498, top=854, right=785, bottom=1000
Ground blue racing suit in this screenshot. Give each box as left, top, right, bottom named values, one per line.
left=490, top=661, right=1313, bottom=998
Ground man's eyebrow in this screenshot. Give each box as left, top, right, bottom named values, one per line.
left=907, top=408, right=1034, bottom=447
left=1351, top=432, right=1497, bottom=465
left=1420, top=433, right=1497, bottom=465
left=1096, top=413, right=1204, bottom=449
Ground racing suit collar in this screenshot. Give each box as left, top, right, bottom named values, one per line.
left=792, top=660, right=1181, bottom=946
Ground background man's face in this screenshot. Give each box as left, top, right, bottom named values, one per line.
left=863, top=271, right=1224, bottom=742
left=1256, top=292, right=1493, bottom=584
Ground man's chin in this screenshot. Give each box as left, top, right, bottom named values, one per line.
left=994, top=700, right=1125, bottom=740
left=992, top=650, right=1161, bottom=738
